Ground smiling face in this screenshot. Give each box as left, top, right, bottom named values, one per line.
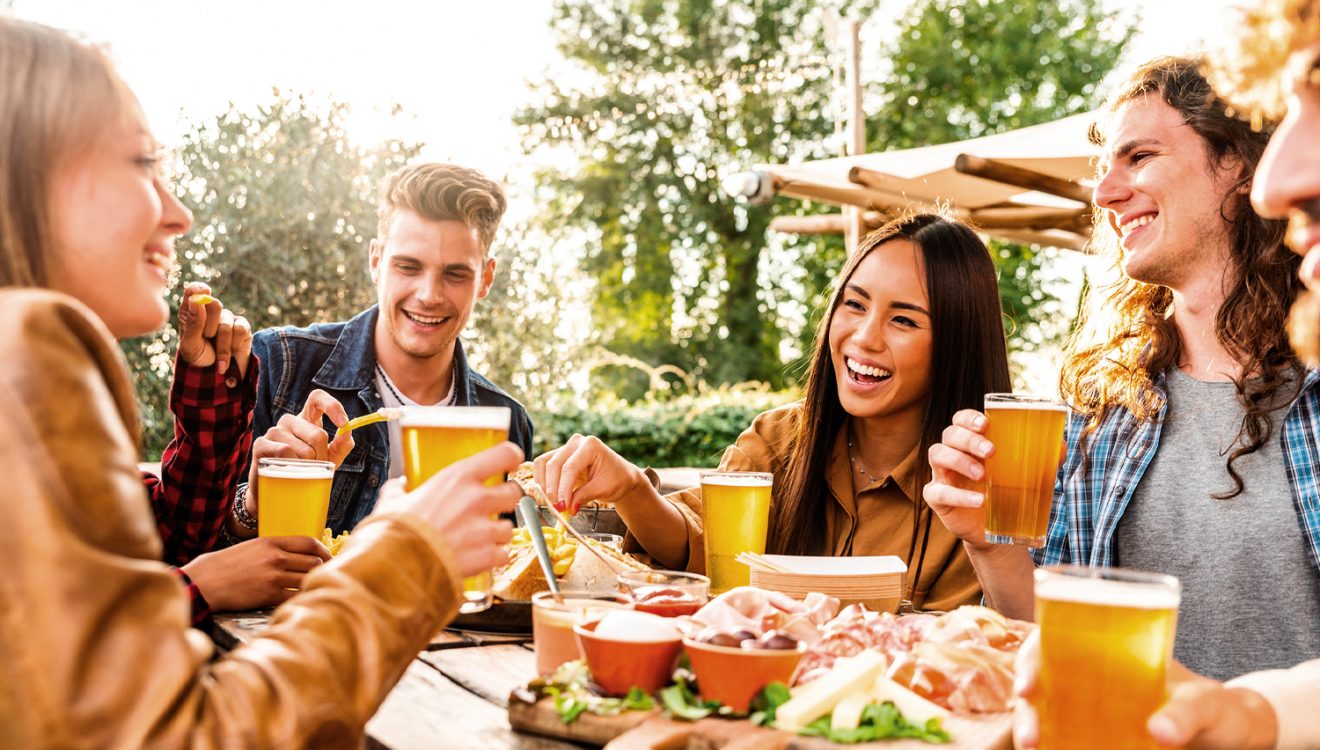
left=47, top=113, right=192, bottom=339
left=369, top=208, right=495, bottom=366
left=1093, top=97, right=1243, bottom=290
left=826, top=239, right=933, bottom=426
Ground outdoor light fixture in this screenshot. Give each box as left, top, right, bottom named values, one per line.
left=721, top=170, right=777, bottom=206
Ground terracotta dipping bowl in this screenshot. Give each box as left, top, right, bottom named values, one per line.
left=574, top=619, right=683, bottom=696
left=683, top=636, right=804, bottom=712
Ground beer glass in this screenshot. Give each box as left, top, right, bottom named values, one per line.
left=257, top=457, right=335, bottom=539
left=1035, top=566, right=1181, bottom=750
left=982, top=393, right=1068, bottom=546
left=530, top=591, right=624, bottom=677
left=399, top=405, right=511, bottom=613
left=700, top=471, right=772, bottom=594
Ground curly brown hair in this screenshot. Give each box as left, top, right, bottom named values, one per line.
left=1060, top=57, right=1303, bottom=499
left=376, top=163, right=507, bottom=252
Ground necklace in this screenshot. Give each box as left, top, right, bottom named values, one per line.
left=847, top=437, right=882, bottom=486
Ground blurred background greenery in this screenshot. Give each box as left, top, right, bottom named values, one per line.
left=121, top=0, right=1134, bottom=464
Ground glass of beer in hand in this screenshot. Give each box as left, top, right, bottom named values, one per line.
left=399, top=405, right=511, bottom=614
left=982, top=393, right=1068, bottom=547
left=257, top=457, right=335, bottom=539
left=1035, top=566, right=1181, bottom=750
left=700, top=471, right=772, bottom=594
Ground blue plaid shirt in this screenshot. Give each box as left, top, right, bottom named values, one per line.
left=1034, top=368, right=1320, bottom=578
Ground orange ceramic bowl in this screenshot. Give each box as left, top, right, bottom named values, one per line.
left=683, top=636, right=804, bottom=712
left=574, top=619, right=683, bottom=696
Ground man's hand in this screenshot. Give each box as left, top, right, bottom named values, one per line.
left=177, top=282, right=252, bottom=378
left=382, top=442, right=523, bottom=579
left=181, top=536, right=333, bottom=612
left=244, top=389, right=355, bottom=520
left=533, top=433, right=647, bottom=514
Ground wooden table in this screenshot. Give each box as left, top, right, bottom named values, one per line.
left=209, top=612, right=576, bottom=750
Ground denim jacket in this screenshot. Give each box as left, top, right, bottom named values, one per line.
left=247, top=306, right=534, bottom=533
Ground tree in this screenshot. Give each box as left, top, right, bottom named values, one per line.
left=518, top=0, right=1134, bottom=397
left=121, top=93, right=420, bottom=456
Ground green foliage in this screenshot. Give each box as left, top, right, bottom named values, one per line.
left=532, top=383, right=798, bottom=468
left=120, top=92, right=420, bottom=456
left=518, top=0, right=874, bottom=400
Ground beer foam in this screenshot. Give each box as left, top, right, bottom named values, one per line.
left=258, top=462, right=334, bottom=480
left=1036, top=575, right=1180, bottom=610
left=701, top=472, right=773, bottom=488
left=984, top=397, right=1068, bottom=412
left=397, top=405, right=512, bottom=430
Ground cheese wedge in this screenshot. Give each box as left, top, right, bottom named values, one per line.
left=870, top=674, right=950, bottom=725
left=776, top=649, right=887, bottom=732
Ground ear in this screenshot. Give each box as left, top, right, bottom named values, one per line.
left=368, top=239, right=384, bottom=283
left=478, top=256, right=497, bottom=299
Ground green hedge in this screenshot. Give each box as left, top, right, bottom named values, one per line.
left=530, top=384, right=799, bottom=467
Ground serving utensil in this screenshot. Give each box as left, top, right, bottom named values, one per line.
left=517, top=496, right=561, bottom=598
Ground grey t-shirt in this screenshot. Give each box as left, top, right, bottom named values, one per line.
left=1116, top=367, right=1320, bottom=680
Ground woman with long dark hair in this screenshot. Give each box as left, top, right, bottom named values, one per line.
left=536, top=213, right=1011, bottom=610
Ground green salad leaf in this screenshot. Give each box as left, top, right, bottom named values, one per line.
left=749, top=682, right=792, bottom=727
left=659, top=677, right=723, bottom=721
left=533, top=660, right=657, bottom=725
left=798, top=701, right=951, bottom=744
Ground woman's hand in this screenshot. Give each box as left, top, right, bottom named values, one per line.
left=923, top=409, right=996, bottom=547
left=381, top=442, right=523, bottom=579
left=533, top=433, right=647, bottom=514
left=177, top=282, right=252, bottom=378
left=181, top=536, right=332, bottom=611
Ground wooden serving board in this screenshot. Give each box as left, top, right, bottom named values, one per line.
left=508, top=695, right=1011, bottom=750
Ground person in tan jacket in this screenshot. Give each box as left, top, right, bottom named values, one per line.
left=0, top=16, right=520, bottom=747
left=534, top=214, right=1013, bottom=611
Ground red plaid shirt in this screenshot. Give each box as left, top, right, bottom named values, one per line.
left=140, top=352, right=259, bottom=625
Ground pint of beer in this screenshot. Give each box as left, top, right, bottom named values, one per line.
left=257, top=457, right=335, bottom=538
left=982, top=394, right=1068, bottom=547
left=700, top=471, right=772, bottom=594
left=1035, top=566, right=1180, bottom=750
left=399, top=405, right=511, bottom=614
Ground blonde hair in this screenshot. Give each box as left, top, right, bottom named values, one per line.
left=1210, top=0, right=1320, bottom=120
left=0, top=17, right=136, bottom=287
left=376, top=163, right=507, bottom=252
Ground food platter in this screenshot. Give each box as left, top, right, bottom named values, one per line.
left=447, top=600, right=533, bottom=635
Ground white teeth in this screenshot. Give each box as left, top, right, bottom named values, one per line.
left=405, top=311, right=444, bottom=325
left=846, top=357, right=891, bottom=379
left=144, top=251, right=172, bottom=272
left=1120, top=214, right=1155, bottom=235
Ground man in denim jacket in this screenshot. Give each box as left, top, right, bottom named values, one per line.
left=227, top=163, right=533, bottom=536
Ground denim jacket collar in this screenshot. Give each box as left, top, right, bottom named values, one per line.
left=310, top=304, right=478, bottom=402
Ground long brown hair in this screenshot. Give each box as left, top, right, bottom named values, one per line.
left=769, top=213, right=1012, bottom=554
left=1061, top=57, right=1302, bottom=498
left=0, top=17, right=133, bottom=288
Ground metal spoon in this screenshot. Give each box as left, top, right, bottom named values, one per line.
left=517, top=495, right=561, bottom=598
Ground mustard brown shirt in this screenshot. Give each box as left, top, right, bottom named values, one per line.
left=656, top=402, right=981, bottom=612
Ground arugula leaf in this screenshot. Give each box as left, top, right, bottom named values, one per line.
left=545, top=686, right=589, bottom=725
left=749, top=682, right=792, bottom=727
left=796, top=701, right=951, bottom=744
left=659, top=678, right=722, bottom=721
left=623, top=686, right=657, bottom=711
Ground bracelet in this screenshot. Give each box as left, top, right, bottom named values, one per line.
left=232, top=483, right=258, bottom=531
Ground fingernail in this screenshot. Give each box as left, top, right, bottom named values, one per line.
left=969, top=463, right=984, bottom=480
left=977, top=439, right=992, bottom=456
left=217, top=359, right=228, bottom=374
left=974, top=415, right=987, bottom=429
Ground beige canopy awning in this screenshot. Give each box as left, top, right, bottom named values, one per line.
left=741, top=111, right=1103, bottom=251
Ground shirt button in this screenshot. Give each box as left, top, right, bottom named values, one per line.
left=368, top=475, right=380, bottom=487
left=225, top=376, right=239, bottom=389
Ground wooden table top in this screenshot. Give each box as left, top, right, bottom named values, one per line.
left=209, top=611, right=576, bottom=750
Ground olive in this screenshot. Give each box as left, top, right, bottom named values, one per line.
left=753, top=631, right=798, bottom=650
left=697, top=628, right=743, bottom=648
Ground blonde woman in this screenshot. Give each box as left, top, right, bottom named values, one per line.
left=0, top=17, right=520, bottom=746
